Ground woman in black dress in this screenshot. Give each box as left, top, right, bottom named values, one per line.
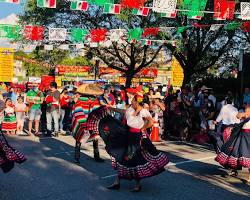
left=88, top=95, right=169, bottom=192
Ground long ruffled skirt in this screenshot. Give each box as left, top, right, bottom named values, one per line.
left=0, top=132, right=26, bottom=173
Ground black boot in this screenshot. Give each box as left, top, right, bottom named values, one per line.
left=74, top=142, right=81, bottom=164
left=93, top=139, right=104, bottom=162
left=55, top=131, right=59, bottom=137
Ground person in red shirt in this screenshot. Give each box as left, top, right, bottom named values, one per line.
left=59, top=88, right=70, bottom=134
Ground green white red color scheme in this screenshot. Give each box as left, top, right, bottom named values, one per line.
left=103, top=4, right=121, bottom=14
left=132, top=7, right=150, bottom=16
left=37, top=0, right=56, bottom=8
left=70, top=1, right=89, bottom=11
left=161, top=10, right=177, bottom=18
left=0, top=0, right=19, bottom=4
left=142, top=40, right=152, bottom=46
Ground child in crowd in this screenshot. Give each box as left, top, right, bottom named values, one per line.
left=2, top=98, right=17, bottom=135
left=15, top=96, right=27, bottom=135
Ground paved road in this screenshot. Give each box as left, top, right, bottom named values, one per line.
left=1, top=135, right=250, bottom=200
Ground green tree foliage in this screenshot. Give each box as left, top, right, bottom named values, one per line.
left=19, top=0, right=243, bottom=86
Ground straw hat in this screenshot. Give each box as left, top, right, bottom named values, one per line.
left=200, top=85, right=212, bottom=91
left=151, top=92, right=164, bottom=100
left=77, top=84, right=103, bottom=96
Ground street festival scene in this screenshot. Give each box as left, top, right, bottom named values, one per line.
left=1, top=0, right=250, bottom=200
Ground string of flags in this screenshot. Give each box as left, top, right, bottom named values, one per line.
left=1, top=0, right=250, bottom=21
left=1, top=21, right=250, bottom=45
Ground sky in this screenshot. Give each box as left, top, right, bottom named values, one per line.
left=0, top=2, right=24, bottom=19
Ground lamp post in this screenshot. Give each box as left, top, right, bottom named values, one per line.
left=94, top=59, right=100, bottom=81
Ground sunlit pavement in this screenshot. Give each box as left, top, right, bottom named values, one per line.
left=1, top=134, right=250, bottom=200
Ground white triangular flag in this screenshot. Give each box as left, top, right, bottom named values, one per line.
left=209, top=24, right=223, bottom=31
left=59, top=44, right=69, bottom=50
left=44, top=45, right=53, bottom=50
left=90, top=42, right=98, bottom=48
left=76, top=43, right=84, bottom=49
left=49, top=28, right=67, bottom=41
left=241, top=2, right=250, bottom=20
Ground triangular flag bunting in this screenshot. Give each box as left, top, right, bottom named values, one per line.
left=142, top=28, right=159, bottom=37
left=70, top=1, right=89, bottom=11
left=177, top=26, right=188, bottom=34
left=182, top=0, right=208, bottom=20
left=90, top=28, right=108, bottom=43
left=153, top=0, right=177, bottom=14
left=71, top=28, right=88, bottom=42
left=209, top=24, right=223, bottom=31
left=160, top=10, right=177, bottom=18
left=103, top=4, right=121, bottom=14
left=242, top=22, right=250, bottom=32
left=0, top=24, right=21, bottom=39
left=225, top=22, right=242, bottom=30
left=44, top=45, right=53, bottom=50
left=49, top=28, right=67, bottom=41
left=88, top=0, right=111, bottom=6
left=37, top=0, right=56, bottom=8
left=214, top=0, right=236, bottom=20
left=0, top=0, right=20, bottom=4
left=120, top=0, right=146, bottom=9
left=24, top=26, right=44, bottom=41
left=59, top=44, right=69, bottom=50
left=241, top=2, right=250, bottom=20
left=132, top=7, right=150, bottom=16
left=142, top=40, right=152, bottom=46
left=128, top=28, right=143, bottom=42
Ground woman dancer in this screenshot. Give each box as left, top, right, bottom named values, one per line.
left=215, top=103, right=250, bottom=181
left=88, top=95, right=169, bottom=192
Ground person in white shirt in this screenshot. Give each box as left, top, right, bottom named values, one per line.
left=215, top=97, right=240, bottom=132
left=106, top=95, right=169, bottom=192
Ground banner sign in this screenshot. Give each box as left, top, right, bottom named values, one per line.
left=55, top=65, right=91, bottom=77
left=0, top=48, right=14, bottom=82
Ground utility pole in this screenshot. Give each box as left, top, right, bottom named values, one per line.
left=94, top=60, right=100, bottom=81
left=238, top=49, right=244, bottom=106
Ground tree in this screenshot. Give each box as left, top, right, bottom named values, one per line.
left=19, top=0, right=241, bottom=87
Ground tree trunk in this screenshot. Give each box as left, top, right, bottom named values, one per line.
left=125, top=73, right=133, bottom=89
left=182, top=69, right=193, bottom=86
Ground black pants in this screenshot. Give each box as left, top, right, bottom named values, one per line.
left=74, top=139, right=100, bottom=163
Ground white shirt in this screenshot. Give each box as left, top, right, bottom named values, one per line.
left=216, top=104, right=240, bottom=125
left=126, top=107, right=152, bottom=129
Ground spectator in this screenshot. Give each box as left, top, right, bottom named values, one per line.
left=208, top=90, right=217, bottom=107
left=243, top=87, right=250, bottom=106
left=15, top=96, right=26, bottom=135
left=8, top=87, right=17, bottom=104
left=2, top=98, right=17, bottom=135
left=0, top=99, right=5, bottom=129
left=46, top=82, right=60, bottom=137
left=99, top=87, right=115, bottom=107
left=59, top=88, right=70, bottom=134
left=215, top=97, right=240, bottom=132
left=26, top=84, right=44, bottom=136
left=150, top=92, right=165, bottom=136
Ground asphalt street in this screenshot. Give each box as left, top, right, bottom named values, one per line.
left=1, top=135, right=250, bottom=200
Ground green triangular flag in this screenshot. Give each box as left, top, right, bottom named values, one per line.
left=177, top=26, right=188, bottom=34
left=0, top=24, right=21, bottom=39
left=71, top=28, right=89, bottom=42
left=225, top=22, right=242, bottom=30
left=128, top=28, right=143, bottom=42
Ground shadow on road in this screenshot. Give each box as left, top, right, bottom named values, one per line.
left=0, top=135, right=249, bottom=200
